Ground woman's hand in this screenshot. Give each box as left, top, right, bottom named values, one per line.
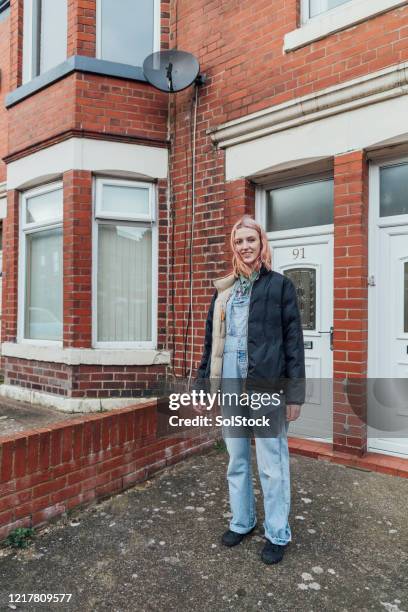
left=286, top=404, right=302, bottom=421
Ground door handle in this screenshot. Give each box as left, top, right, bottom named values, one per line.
left=318, top=326, right=334, bottom=351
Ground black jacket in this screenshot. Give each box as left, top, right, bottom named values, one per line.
left=196, top=265, right=306, bottom=404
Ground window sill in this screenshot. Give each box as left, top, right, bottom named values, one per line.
left=5, top=56, right=147, bottom=109
left=1, top=342, right=171, bottom=366
left=284, top=0, right=408, bottom=52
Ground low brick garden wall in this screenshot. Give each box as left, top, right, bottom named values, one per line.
left=0, top=399, right=215, bottom=542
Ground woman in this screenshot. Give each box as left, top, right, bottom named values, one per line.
left=196, top=215, right=305, bottom=565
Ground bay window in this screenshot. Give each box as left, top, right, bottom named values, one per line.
left=19, top=183, right=63, bottom=343
left=93, top=178, right=157, bottom=348
left=97, top=0, right=160, bottom=67
left=23, top=0, right=67, bottom=83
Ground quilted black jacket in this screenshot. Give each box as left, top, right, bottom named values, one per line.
left=196, top=265, right=306, bottom=404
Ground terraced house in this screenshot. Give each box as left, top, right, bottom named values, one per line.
left=1, top=0, right=408, bottom=463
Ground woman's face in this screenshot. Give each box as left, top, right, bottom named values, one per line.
left=234, top=227, right=261, bottom=268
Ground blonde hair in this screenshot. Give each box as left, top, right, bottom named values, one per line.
left=230, top=215, right=272, bottom=278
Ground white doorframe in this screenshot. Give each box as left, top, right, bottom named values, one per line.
left=368, top=157, right=408, bottom=457
left=256, top=185, right=334, bottom=443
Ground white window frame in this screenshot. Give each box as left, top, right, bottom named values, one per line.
left=94, top=177, right=155, bottom=222
left=95, top=0, right=161, bottom=66
left=18, top=181, right=63, bottom=346
left=285, top=0, right=408, bottom=52
left=368, top=155, right=408, bottom=377
left=22, top=0, right=68, bottom=84
left=371, top=157, right=408, bottom=229
left=92, top=177, right=158, bottom=350
left=300, top=0, right=352, bottom=23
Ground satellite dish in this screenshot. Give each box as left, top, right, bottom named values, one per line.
left=143, top=50, right=201, bottom=93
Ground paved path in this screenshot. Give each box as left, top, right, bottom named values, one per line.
left=1, top=446, right=407, bottom=612
left=0, top=398, right=73, bottom=440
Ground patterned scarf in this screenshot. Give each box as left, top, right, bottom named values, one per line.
left=237, top=270, right=260, bottom=296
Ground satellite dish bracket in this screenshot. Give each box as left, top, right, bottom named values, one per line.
left=194, top=73, right=206, bottom=88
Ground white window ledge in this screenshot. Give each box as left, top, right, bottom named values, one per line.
left=284, top=0, right=408, bottom=52
left=1, top=343, right=171, bottom=366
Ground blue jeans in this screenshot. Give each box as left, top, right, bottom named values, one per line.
left=221, top=282, right=292, bottom=546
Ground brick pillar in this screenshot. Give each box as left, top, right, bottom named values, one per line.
left=224, top=178, right=256, bottom=257
left=63, top=170, right=92, bottom=348
left=67, top=0, right=96, bottom=58
left=333, top=150, right=369, bottom=456
left=9, top=0, right=24, bottom=90
left=2, top=190, right=19, bottom=343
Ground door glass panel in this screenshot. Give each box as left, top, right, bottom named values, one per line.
left=284, top=268, right=316, bottom=331
left=404, top=262, right=408, bottom=334
left=380, top=163, right=408, bottom=217
left=266, top=180, right=333, bottom=232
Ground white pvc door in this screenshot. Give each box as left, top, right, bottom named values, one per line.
left=368, top=160, right=408, bottom=457
left=271, top=233, right=333, bottom=441
left=368, top=226, right=408, bottom=456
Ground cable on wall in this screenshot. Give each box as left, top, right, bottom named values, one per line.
left=186, top=84, right=199, bottom=388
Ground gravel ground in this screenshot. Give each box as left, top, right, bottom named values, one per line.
left=0, top=446, right=407, bottom=612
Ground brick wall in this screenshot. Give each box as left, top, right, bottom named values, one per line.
left=63, top=170, right=93, bottom=349
left=2, top=190, right=19, bottom=344
left=172, top=1, right=408, bottom=124
left=168, top=1, right=407, bottom=377
left=73, top=73, right=168, bottom=143
left=7, top=75, right=76, bottom=156
left=8, top=0, right=23, bottom=92
left=0, top=400, right=215, bottom=542
left=2, top=357, right=168, bottom=399
left=67, top=0, right=97, bottom=58
left=0, top=8, right=10, bottom=184
left=3, top=357, right=73, bottom=396
left=7, top=73, right=168, bottom=158
left=168, top=88, right=226, bottom=376
left=224, top=179, right=256, bottom=256
left=332, top=151, right=369, bottom=455
left=70, top=364, right=167, bottom=399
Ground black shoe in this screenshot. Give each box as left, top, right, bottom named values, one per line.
left=261, top=540, right=287, bottom=564
left=221, top=526, right=256, bottom=547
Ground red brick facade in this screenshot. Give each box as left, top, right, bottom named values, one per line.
left=0, top=6, right=10, bottom=184
left=63, top=170, right=93, bottom=349
left=332, top=152, right=369, bottom=455
left=2, top=190, right=19, bottom=343
left=0, top=0, right=408, bottom=463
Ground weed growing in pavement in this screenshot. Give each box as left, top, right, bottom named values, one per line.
left=5, top=527, right=35, bottom=549
left=213, top=439, right=227, bottom=453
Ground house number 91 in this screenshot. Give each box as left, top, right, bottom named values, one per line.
left=292, top=248, right=305, bottom=259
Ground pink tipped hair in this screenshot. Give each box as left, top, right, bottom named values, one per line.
left=230, top=215, right=272, bottom=278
